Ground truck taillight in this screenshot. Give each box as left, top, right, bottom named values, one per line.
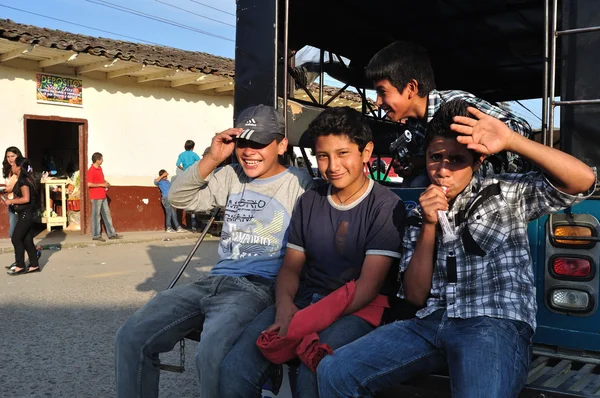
left=553, top=225, right=593, bottom=245
left=550, top=289, right=591, bottom=312
left=552, top=257, right=591, bottom=278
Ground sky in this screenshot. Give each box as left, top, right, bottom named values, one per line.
left=0, top=0, right=550, bottom=129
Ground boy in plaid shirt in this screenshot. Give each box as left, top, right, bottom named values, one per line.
left=317, top=99, right=596, bottom=398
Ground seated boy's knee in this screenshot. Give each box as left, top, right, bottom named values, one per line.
left=317, top=355, right=336, bottom=379
left=195, top=336, right=226, bottom=368
left=115, top=318, right=141, bottom=348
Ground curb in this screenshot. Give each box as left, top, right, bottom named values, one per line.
left=0, top=233, right=220, bottom=254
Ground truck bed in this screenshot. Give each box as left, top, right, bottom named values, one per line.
left=379, top=345, right=600, bottom=397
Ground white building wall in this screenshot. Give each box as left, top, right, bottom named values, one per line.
left=0, top=66, right=233, bottom=186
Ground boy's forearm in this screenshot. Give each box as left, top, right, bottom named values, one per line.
left=274, top=266, right=300, bottom=309
left=403, top=223, right=436, bottom=306
left=508, top=133, right=595, bottom=194
left=197, top=156, right=221, bottom=180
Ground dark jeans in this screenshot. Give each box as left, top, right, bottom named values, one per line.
left=220, top=293, right=374, bottom=398
left=318, top=310, right=533, bottom=398
left=12, top=209, right=38, bottom=268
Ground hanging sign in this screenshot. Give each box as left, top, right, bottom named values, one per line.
left=36, top=73, right=83, bottom=107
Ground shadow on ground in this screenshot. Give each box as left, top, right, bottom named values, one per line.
left=137, top=240, right=220, bottom=293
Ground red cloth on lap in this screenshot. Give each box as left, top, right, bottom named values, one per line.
left=256, top=281, right=389, bottom=371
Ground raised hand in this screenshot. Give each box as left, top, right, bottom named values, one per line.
left=205, top=128, right=244, bottom=165
left=450, top=106, right=515, bottom=155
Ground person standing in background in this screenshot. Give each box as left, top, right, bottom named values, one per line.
left=3, top=146, right=41, bottom=270
left=176, top=139, right=201, bottom=172
left=4, top=157, right=40, bottom=276
left=154, top=169, right=187, bottom=233
left=87, top=152, right=122, bottom=242
left=176, top=140, right=202, bottom=231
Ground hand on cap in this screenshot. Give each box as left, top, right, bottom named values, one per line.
left=206, top=128, right=243, bottom=164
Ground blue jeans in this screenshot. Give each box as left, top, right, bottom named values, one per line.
left=8, top=206, right=18, bottom=238
left=115, top=275, right=274, bottom=398
left=318, top=310, right=533, bottom=398
left=161, top=197, right=180, bottom=229
left=91, top=198, right=116, bottom=238
left=220, top=293, right=374, bottom=398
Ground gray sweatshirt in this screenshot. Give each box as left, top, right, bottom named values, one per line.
left=169, top=163, right=314, bottom=278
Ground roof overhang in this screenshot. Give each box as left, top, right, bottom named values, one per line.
left=0, top=37, right=234, bottom=96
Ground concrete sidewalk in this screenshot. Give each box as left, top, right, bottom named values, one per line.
left=0, top=228, right=220, bottom=254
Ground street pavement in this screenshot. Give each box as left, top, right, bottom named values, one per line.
left=0, top=235, right=445, bottom=398
left=1, top=238, right=219, bottom=398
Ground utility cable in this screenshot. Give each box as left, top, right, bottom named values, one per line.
left=515, top=100, right=543, bottom=122
left=85, top=0, right=234, bottom=42
left=0, top=3, right=165, bottom=45
left=189, top=0, right=235, bottom=17
left=154, top=0, right=234, bottom=28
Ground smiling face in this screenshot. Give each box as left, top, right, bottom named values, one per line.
left=426, top=136, right=483, bottom=200
left=374, top=79, right=415, bottom=122
left=5, top=151, right=18, bottom=166
left=314, top=134, right=373, bottom=193
left=235, top=138, right=288, bottom=179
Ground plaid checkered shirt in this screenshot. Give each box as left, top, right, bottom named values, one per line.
left=406, top=89, right=533, bottom=172
left=399, top=171, right=594, bottom=330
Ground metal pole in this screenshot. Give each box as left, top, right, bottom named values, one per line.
left=548, top=0, right=558, bottom=148
left=557, top=25, right=600, bottom=35
left=555, top=99, right=600, bottom=106
left=167, top=207, right=221, bottom=290
left=283, top=0, right=289, bottom=139
left=319, top=49, right=324, bottom=104
left=542, top=0, right=549, bottom=146
left=274, top=0, right=279, bottom=109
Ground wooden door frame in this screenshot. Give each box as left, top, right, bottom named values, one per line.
left=23, top=115, right=89, bottom=234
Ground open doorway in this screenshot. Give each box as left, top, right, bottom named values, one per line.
left=24, top=115, right=88, bottom=234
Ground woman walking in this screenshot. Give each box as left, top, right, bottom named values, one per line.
left=3, top=147, right=41, bottom=270
left=3, top=146, right=22, bottom=238
left=4, top=157, right=40, bottom=275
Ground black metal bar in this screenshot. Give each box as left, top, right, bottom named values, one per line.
left=554, top=99, right=600, bottom=106
left=319, top=49, right=324, bottom=104
left=282, top=0, right=289, bottom=139
left=323, top=83, right=350, bottom=106
left=299, top=147, right=315, bottom=178
left=289, top=65, right=319, bottom=104
left=549, top=0, right=558, bottom=148
left=557, top=25, right=600, bottom=36
left=166, top=207, right=221, bottom=290
left=356, top=87, right=378, bottom=119
left=158, top=363, right=185, bottom=373
left=273, top=0, right=279, bottom=109
left=382, top=158, right=393, bottom=181
left=542, top=0, right=549, bottom=146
